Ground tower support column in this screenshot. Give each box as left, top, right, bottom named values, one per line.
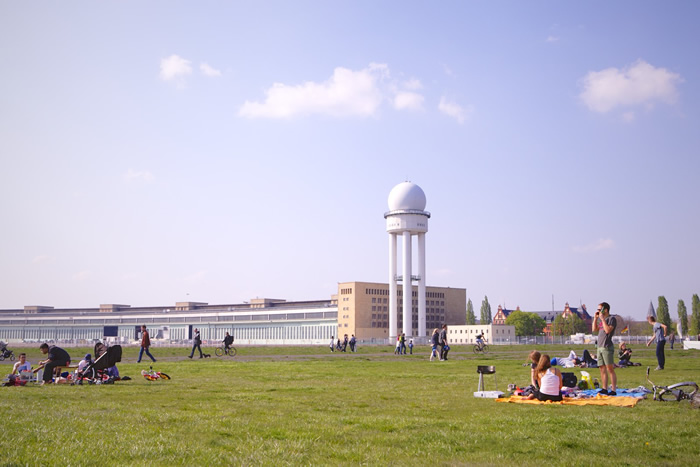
left=402, top=231, right=412, bottom=337
left=418, top=232, right=426, bottom=338
left=389, top=233, right=397, bottom=340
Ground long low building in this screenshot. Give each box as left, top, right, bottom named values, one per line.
left=0, top=298, right=338, bottom=346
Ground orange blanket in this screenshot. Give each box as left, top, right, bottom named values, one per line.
left=495, top=394, right=642, bottom=407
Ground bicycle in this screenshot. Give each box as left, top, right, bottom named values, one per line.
left=215, top=346, right=237, bottom=357
left=473, top=341, right=489, bottom=355
left=646, top=367, right=699, bottom=405
left=141, top=366, right=171, bottom=381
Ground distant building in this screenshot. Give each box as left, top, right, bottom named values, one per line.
left=447, top=324, right=516, bottom=345
left=337, top=281, right=466, bottom=340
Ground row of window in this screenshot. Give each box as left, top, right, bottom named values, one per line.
left=340, top=288, right=353, bottom=295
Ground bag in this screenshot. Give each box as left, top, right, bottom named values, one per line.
left=562, top=372, right=578, bottom=388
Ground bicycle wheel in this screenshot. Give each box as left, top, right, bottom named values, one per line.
left=659, top=382, right=699, bottom=402
left=228, top=347, right=237, bottom=357
left=159, top=373, right=171, bottom=380
left=10, top=353, right=15, bottom=361
left=215, top=347, right=224, bottom=357
left=482, top=345, right=489, bottom=354
left=473, top=345, right=481, bottom=354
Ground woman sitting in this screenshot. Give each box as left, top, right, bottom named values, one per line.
left=528, top=354, right=563, bottom=402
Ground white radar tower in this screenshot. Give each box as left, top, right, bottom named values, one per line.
left=385, top=181, right=430, bottom=340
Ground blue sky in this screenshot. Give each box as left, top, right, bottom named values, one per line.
left=1, top=2, right=698, bottom=320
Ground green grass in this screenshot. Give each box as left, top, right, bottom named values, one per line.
left=1, top=345, right=699, bottom=465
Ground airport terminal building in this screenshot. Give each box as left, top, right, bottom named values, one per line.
left=0, top=282, right=466, bottom=346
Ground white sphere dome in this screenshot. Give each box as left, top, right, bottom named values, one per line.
left=388, top=182, right=427, bottom=211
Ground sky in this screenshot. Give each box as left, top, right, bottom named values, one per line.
left=1, top=1, right=699, bottom=320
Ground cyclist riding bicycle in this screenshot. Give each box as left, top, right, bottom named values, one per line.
left=476, top=333, right=485, bottom=349
left=223, top=332, right=234, bottom=353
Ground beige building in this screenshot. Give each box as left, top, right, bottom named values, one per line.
left=447, top=324, right=516, bottom=345
left=337, top=281, right=466, bottom=340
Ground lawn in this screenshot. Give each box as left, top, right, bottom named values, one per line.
left=1, top=345, right=699, bottom=466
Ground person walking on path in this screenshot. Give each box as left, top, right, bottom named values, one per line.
left=399, top=333, right=407, bottom=355
left=668, top=332, right=676, bottom=350
left=439, top=324, right=450, bottom=361
left=592, top=302, right=617, bottom=395
left=137, top=325, right=156, bottom=363
left=329, top=336, right=335, bottom=352
left=189, top=328, right=203, bottom=359
left=647, top=316, right=667, bottom=370
left=349, top=335, right=356, bottom=352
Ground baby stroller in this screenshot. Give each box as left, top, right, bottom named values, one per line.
left=76, top=342, right=122, bottom=385
left=0, top=341, right=15, bottom=361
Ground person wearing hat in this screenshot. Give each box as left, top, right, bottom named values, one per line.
left=188, top=328, right=203, bottom=359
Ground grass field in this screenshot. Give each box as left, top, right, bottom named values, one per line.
left=1, top=344, right=699, bottom=466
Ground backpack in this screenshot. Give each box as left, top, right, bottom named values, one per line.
left=562, top=372, right=578, bottom=388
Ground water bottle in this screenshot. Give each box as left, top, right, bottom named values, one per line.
left=594, top=378, right=600, bottom=389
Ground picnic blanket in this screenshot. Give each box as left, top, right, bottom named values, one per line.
left=496, top=394, right=642, bottom=407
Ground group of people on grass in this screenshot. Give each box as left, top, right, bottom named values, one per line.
left=430, top=324, right=450, bottom=361
left=394, top=333, right=413, bottom=355
left=524, top=302, right=670, bottom=401
left=329, top=334, right=357, bottom=352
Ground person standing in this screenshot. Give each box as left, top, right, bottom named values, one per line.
left=668, top=332, right=676, bottom=350
left=399, top=333, right=407, bottom=355
left=36, top=343, right=71, bottom=385
left=430, top=328, right=440, bottom=361
left=189, top=328, right=203, bottom=359
left=646, top=316, right=667, bottom=370
left=342, top=334, right=348, bottom=352
left=349, top=334, right=356, bottom=352
left=439, top=324, right=449, bottom=361
left=592, top=302, right=617, bottom=395
left=408, top=339, right=413, bottom=355
left=137, top=325, right=156, bottom=363
left=329, top=336, right=335, bottom=352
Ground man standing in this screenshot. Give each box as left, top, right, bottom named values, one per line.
left=646, top=316, right=667, bottom=370
left=439, top=324, right=449, bottom=361
left=36, top=343, right=71, bottom=385
left=189, top=328, right=203, bottom=359
left=137, top=325, right=156, bottom=363
left=592, top=302, right=617, bottom=395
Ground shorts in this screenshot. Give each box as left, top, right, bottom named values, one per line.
left=431, top=344, right=438, bottom=351
left=597, top=346, right=615, bottom=367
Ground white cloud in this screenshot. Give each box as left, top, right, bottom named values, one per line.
left=579, top=60, right=682, bottom=113
left=573, top=238, right=615, bottom=253
left=159, top=54, right=193, bottom=81
left=394, top=91, right=424, bottom=111
left=200, top=62, right=222, bottom=77
left=438, top=96, right=471, bottom=124
left=239, top=64, right=389, bottom=119
left=32, top=255, right=51, bottom=264
left=546, top=35, right=560, bottom=43
left=72, top=270, right=92, bottom=281
left=124, top=169, right=154, bottom=183
left=402, top=78, right=423, bottom=91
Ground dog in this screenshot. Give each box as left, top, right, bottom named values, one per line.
left=202, top=353, right=211, bottom=358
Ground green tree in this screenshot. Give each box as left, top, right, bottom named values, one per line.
left=505, top=310, right=546, bottom=336
left=480, top=296, right=492, bottom=324
left=553, top=314, right=587, bottom=336
left=691, top=294, right=700, bottom=337
left=677, top=300, right=688, bottom=337
left=657, top=296, right=671, bottom=329
left=465, top=299, right=476, bottom=325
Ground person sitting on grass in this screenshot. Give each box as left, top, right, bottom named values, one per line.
left=618, top=342, right=640, bottom=367
left=528, top=350, right=541, bottom=389
left=35, top=343, right=71, bottom=385
left=11, top=353, right=32, bottom=375
left=527, top=354, right=563, bottom=402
